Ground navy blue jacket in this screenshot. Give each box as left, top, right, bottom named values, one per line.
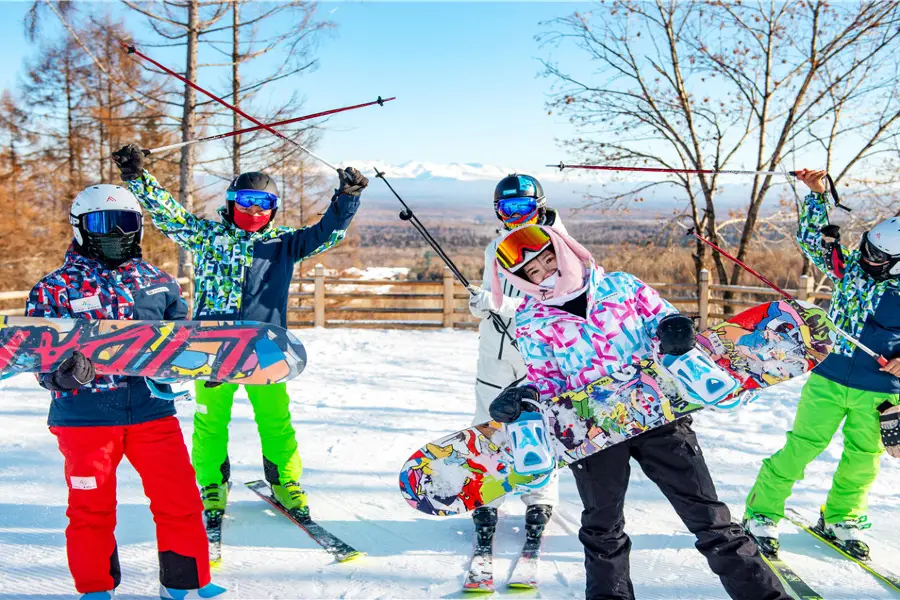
left=26, top=247, right=188, bottom=426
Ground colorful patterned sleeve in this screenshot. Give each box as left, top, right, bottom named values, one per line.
left=127, top=170, right=211, bottom=252
left=796, top=191, right=841, bottom=281
left=518, top=332, right=569, bottom=401
left=25, top=280, right=64, bottom=319
left=632, top=276, right=677, bottom=338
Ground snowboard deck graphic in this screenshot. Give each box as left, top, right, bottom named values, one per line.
left=400, top=300, right=835, bottom=516
left=0, top=316, right=306, bottom=384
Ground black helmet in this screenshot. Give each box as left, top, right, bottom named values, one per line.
left=227, top=171, right=279, bottom=196
left=225, top=171, right=279, bottom=227
left=493, top=174, right=546, bottom=227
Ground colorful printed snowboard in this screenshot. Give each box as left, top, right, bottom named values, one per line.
left=400, top=300, right=834, bottom=516
left=0, top=316, right=306, bottom=385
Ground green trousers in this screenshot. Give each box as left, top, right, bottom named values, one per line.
left=745, top=373, right=887, bottom=524
left=191, top=382, right=303, bottom=488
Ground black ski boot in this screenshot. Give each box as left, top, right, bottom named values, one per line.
left=472, top=506, right=498, bottom=541
left=524, top=504, right=553, bottom=538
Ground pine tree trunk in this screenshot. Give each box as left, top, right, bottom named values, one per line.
left=178, top=0, right=200, bottom=288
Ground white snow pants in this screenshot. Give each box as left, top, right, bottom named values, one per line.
left=473, top=336, right=558, bottom=509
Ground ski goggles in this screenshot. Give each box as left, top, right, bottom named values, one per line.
left=496, top=197, right=538, bottom=219
left=861, top=233, right=892, bottom=264
left=79, top=210, right=142, bottom=235
left=496, top=227, right=552, bottom=271
left=227, top=189, right=279, bottom=211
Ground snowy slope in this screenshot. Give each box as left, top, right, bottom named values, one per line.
left=1, top=328, right=899, bottom=599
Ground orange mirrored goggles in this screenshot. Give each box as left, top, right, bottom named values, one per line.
left=496, top=227, right=552, bottom=271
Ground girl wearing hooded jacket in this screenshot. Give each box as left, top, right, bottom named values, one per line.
left=487, top=225, right=788, bottom=600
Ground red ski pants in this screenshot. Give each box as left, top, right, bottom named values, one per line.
left=51, top=416, right=210, bottom=594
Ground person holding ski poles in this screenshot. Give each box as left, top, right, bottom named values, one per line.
left=465, top=174, right=566, bottom=540
left=112, top=144, right=366, bottom=518
left=26, top=184, right=225, bottom=600
left=487, top=224, right=789, bottom=600
left=743, top=168, right=900, bottom=560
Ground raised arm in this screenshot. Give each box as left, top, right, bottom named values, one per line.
left=113, top=144, right=210, bottom=252
left=286, top=167, right=366, bottom=262
left=794, top=168, right=844, bottom=282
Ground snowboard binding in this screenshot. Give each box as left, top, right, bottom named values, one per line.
left=505, top=405, right=556, bottom=492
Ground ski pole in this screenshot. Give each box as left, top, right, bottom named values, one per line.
left=145, top=96, right=395, bottom=155
left=552, top=162, right=850, bottom=212
left=677, top=221, right=887, bottom=365
left=375, top=169, right=520, bottom=349
left=119, top=41, right=338, bottom=171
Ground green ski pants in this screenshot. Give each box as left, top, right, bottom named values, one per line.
left=745, top=373, right=887, bottom=524
left=191, top=381, right=303, bottom=488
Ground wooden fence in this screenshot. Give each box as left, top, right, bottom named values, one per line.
left=0, top=267, right=831, bottom=328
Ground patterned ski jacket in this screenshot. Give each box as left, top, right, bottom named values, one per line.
left=515, top=265, right=677, bottom=401
left=128, top=170, right=359, bottom=328
left=26, top=247, right=188, bottom=427
left=797, top=192, right=900, bottom=393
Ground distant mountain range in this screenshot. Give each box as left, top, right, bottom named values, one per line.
left=337, top=159, right=782, bottom=211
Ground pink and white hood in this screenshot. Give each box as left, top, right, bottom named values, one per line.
left=491, top=225, right=676, bottom=401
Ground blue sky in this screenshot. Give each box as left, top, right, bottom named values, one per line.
left=0, top=1, right=589, bottom=173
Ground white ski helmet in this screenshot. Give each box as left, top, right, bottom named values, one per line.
left=860, top=217, right=900, bottom=280
left=69, top=184, right=143, bottom=245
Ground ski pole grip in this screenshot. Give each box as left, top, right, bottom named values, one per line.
left=878, top=355, right=890, bottom=368
left=142, top=149, right=151, bottom=156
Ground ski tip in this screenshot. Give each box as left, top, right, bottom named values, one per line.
left=507, top=582, right=537, bottom=590
left=336, top=551, right=365, bottom=563
left=210, top=559, right=222, bottom=570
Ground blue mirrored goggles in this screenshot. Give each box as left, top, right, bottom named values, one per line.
left=227, top=189, right=279, bottom=211
left=496, top=196, right=538, bottom=218
left=81, top=210, right=142, bottom=235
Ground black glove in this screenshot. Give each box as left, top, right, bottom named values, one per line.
left=112, top=143, right=146, bottom=181
left=489, top=386, right=540, bottom=424
left=879, top=402, right=900, bottom=457
left=48, top=350, right=95, bottom=391
left=657, top=314, right=697, bottom=356
left=336, top=166, right=368, bottom=197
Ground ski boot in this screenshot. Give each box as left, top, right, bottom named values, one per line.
left=742, top=513, right=779, bottom=557
left=272, top=481, right=308, bottom=513
left=80, top=592, right=115, bottom=600
left=472, top=506, right=498, bottom=543
left=200, top=483, right=228, bottom=512
left=525, top=504, right=553, bottom=538
left=159, top=582, right=227, bottom=600
left=817, top=508, right=871, bottom=561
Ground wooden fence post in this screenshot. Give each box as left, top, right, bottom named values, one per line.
left=698, top=268, right=710, bottom=330
left=314, top=264, right=325, bottom=327
left=443, top=269, right=455, bottom=328
left=800, top=274, right=814, bottom=302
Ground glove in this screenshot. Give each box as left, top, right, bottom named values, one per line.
left=489, top=385, right=540, bottom=423
left=657, top=314, right=697, bottom=356
left=49, top=350, right=95, bottom=391
left=468, top=285, right=493, bottom=318
left=112, top=143, right=146, bottom=181
left=336, top=166, right=368, bottom=197
left=879, top=403, right=900, bottom=459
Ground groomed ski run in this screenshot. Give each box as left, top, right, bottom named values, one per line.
left=1, top=328, right=899, bottom=598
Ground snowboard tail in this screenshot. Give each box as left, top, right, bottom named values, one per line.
left=0, top=317, right=306, bottom=384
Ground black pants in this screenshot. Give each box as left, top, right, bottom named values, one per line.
left=569, top=418, right=788, bottom=600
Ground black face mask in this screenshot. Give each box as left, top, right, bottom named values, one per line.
left=81, top=229, right=142, bottom=269
left=859, top=233, right=897, bottom=281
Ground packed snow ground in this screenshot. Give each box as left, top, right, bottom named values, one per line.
left=1, top=328, right=899, bottom=599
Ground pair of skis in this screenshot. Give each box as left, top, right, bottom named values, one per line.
left=755, top=509, right=900, bottom=599
left=205, top=480, right=363, bottom=566
left=463, top=522, right=544, bottom=592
